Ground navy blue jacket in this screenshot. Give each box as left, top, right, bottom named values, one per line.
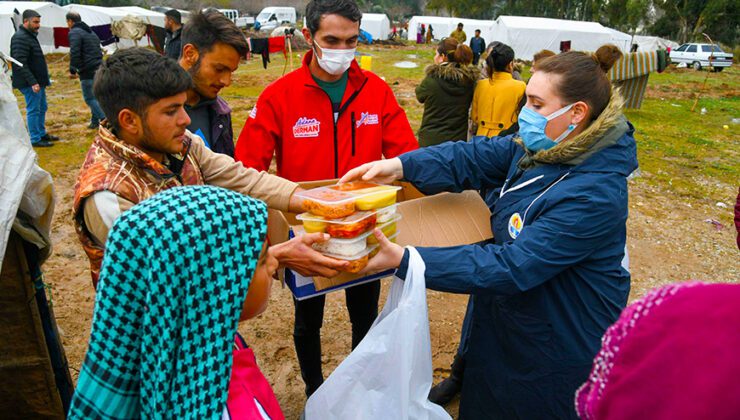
left=69, top=22, right=103, bottom=80
left=10, top=26, right=49, bottom=89
left=397, top=128, right=638, bottom=418
left=469, top=36, right=486, bottom=54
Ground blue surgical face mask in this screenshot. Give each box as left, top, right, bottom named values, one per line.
left=518, top=103, right=577, bottom=152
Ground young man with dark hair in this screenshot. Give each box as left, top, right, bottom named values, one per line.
left=450, top=22, right=466, bottom=43
left=163, top=9, right=183, bottom=60
left=74, top=48, right=347, bottom=288
left=234, top=0, right=418, bottom=398
left=11, top=9, right=59, bottom=147
left=66, top=11, right=105, bottom=129
left=177, top=10, right=246, bottom=157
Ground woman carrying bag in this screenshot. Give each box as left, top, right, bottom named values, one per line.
left=415, top=38, right=479, bottom=147
left=342, top=45, right=634, bottom=419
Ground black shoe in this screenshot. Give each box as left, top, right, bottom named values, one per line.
left=42, top=133, right=60, bottom=141
left=32, top=140, right=54, bottom=147
left=88, top=121, right=99, bottom=129
left=429, top=375, right=462, bottom=406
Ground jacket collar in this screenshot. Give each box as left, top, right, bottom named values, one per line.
left=300, top=49, right=367, bottom=90
left=20, top=25, right=38, bottom=38
left=491, top=72, right=514, bottom=81
left=516, top=92, right=628, bottom=169
left=424, top=62, right=480, bottom=84
left=96, top=122, right=192, bottom=177
left=73, top=22, right=92, bottom=33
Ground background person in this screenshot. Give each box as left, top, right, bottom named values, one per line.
left=416, top=38, right=478, bottom=147
left=342, top=45, right=633, bottom=419
left=178, top=11, right=245, bottom=157
left=469, top=29, right=486, bottom=65
left=471, top=43, right=526, bottom=137
left=531, top=49, right=556, bottom=75
left=164, top=9, right=183, bottom=60
left=450, top=22, right=466, bottom=43
left=66, top=12, right=105, bottom=130
left=11, top=9, right=59, bottom=147
left=234, top=0, right=417, bottom=398
left=68, top=186, right=276, bottom=419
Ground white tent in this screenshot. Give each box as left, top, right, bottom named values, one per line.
left=0, top=1, right=68, bottom=54
left=361, top=13, right=390, bottom=41
left=407, top=16, right=495, bottom=45
left=491, top=15, right=631, bottom=61
left=605, top=27, right=633, bottom=51
left=112, top=6, right=165, bottom=28
left=632, top=35, right=679, bottom=51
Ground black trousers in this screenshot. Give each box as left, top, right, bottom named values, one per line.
left=472, top=52, right=481, bottom=65
left=293, top=280, right=381, bottom=397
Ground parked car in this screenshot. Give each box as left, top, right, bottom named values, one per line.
left=669, top=43, right=733, bottom=72
left=256, top=7, right=297, bottom=32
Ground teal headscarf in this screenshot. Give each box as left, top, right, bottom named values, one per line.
left=68, top=186, right=268, bottom=419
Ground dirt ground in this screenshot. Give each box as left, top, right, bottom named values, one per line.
left=23, top=47, right=739, bottom=419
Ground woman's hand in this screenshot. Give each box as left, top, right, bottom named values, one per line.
left=360, top=229, right=405, bottom=276
left=339, top=158, right=404, bottom=184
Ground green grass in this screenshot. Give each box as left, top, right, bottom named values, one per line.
left=27, top=48, right=739, bottom=205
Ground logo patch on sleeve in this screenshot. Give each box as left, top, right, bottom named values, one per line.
left=293, top=117, right=321, bottom=138
left=249, top=105, right=257, bottom=119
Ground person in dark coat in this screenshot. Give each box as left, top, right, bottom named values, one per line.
left=164, top=9, right=183, bottom=60
left=342, top=45, right=634, bottom=419
left=416, top=37, right=479, bottom=147
left=178, top=11, right=247, bottom=157
left=66, top=12, right=105, bottom=129
left=11, top=9, right=58, bottom=147
left=469, top=29, right=486, bottom=65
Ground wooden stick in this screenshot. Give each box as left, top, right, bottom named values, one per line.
left=691, top=33, right=716, bottom=113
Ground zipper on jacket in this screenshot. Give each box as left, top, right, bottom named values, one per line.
left=351, top=112, right=356, bottom=157
left=306, top=77, right=369, bottom=179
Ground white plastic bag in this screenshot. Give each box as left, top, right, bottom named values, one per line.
left=305, top=247, right=451, bottom=420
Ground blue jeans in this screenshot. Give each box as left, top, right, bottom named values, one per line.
left=80, top=78, right=105, bottom=124
left=20, top=86, right=48, bottom=144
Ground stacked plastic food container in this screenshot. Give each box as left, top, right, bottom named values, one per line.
left=293, top=182, right=402, bottom=274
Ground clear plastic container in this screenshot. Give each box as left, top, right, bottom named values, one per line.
left=297, top=183, right=402, bottom=218
left=376, top=204, right=397, bottom=224
left=324, top=246, right=378, bottom=273
left=297, top=211, right=377, bottom=239
left=293, top=225, right=373, bottom=257
left=369, top=232, right=398, bottom=257
left=367, top=214, right=402, bottom=245
left=296, top=188, right=357, bottom=219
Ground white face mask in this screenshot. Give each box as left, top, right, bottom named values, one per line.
left=313, top=40, right=356, bottom=75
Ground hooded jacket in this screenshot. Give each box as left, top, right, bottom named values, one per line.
left=396, top=93, right=638, bottom=419
left=10, top=26, right=50, bottom=89
left=69, top=22, right=103, bottom=80
left=416, top=62, right=479, bottom=147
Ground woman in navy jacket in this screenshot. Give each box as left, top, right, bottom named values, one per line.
left=341, top=45, right=636, bottom=419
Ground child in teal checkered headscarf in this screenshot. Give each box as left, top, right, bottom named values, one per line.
left=69, top=186, right=270, bottom=419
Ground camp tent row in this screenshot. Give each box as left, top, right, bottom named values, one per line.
left=0, top=1, right=169, bottom=55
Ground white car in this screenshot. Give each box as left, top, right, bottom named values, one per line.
left=669, top=43, right=733, bottom=72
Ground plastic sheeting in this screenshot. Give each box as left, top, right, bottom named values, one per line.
left=361, top=13, right=390, bottom=41
left=491, top=15, right=632, bottom=60
left=0, top=64, right=54, bottom=268
left=112, top=6, right=165, bottom=28
left=63, top=4, right=152, bottom=52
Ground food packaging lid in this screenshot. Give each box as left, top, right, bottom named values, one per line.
left=296, top=183, right=402, bottom=206
left=376, top=214, right=402, bottom=230
left=297, top=210, right=376, bottom=225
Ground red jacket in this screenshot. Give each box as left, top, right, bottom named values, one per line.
left=235, top=51, right=418, bottom=181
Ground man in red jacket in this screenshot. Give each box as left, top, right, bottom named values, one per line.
left=235, top=0, right=418, bottom=398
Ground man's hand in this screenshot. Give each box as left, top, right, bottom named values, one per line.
left=31, top=84, right=40, bottom=93
left=359, top=229, right=405, bottom=276
left=269, top=233, right=349, bottom=277
left=68, top=73, right=78, bottom=79
left=339, top=157, right=404, bottom=185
